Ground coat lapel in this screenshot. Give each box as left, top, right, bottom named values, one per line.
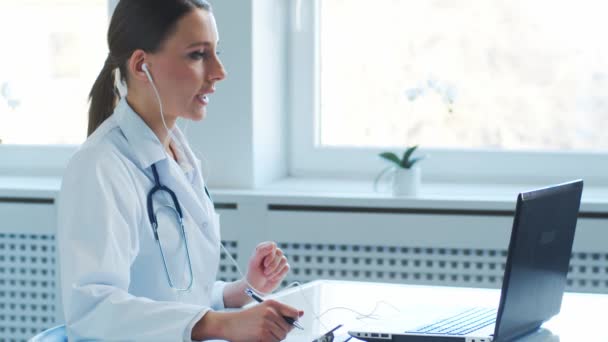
left=158, top=159, right=209, bottom=229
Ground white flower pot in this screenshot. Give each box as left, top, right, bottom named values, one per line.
left=392, top=165, right=421, bottom=196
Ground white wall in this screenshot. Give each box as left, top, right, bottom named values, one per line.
left=187, top=0, right=289, bottom=189
left=251, top=0, right=289, bottom=188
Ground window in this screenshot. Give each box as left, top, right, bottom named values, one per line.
left=0, top=0, right=109, bottom=176
left=290, top=0, right=608, bottom=183
left=0, top=0, right=108, bottom=146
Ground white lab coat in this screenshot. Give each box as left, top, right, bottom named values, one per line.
left=57, top=98, right=226, bottom=341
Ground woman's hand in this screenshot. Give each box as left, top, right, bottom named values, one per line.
left=229, top=300, right=303, bottom=341
left=246, top=241, right=290, bottom=294
left=192, top=301, right=304, bottom=341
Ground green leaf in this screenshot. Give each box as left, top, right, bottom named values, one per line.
left=405, top=156, right=426, bottom=168
left=400, top=145, right=419, bottom=168
left=379, top=152, right=401, bottom=166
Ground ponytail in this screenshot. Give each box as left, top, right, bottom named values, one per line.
left=87, top=55, right=120, bottom=136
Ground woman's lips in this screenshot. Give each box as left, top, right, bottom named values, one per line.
left=196, top=94, right=209, bottom=105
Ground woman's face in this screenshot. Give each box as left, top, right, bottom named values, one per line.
left=147, top=8, right=226, bottom=121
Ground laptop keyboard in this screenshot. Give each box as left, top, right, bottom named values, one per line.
left=406, top=307, right=497, bottom=336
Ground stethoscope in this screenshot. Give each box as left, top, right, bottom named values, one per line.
left=141, top=63, right=216, bottom=292
left=146, top=163, right=213, bottom=292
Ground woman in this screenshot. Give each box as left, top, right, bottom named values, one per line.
left=57, top=0, right=302, bottom=340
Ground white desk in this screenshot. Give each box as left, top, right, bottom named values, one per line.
left=268, top=280, right=608, bottom=341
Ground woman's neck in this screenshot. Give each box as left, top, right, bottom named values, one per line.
left=126, top=91, right=177, bottom=150
left=167, top=142, right=178, bottom=162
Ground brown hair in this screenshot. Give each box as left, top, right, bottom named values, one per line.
left=87, top=0, right=212, bottom=136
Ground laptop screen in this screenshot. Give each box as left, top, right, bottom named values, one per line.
left=494, top=180, right=583, bottom=341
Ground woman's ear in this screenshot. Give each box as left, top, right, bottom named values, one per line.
left=127, top=49, right=149, bottom=82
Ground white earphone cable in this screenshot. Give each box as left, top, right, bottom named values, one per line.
left=143, top=65, right=395, bottom=336
left=144, top=64, right=268, bottom=296
left=143, top=64, right=177, bottom=149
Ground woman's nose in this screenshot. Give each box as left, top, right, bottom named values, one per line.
left=209, top=56, right=227, bottom=82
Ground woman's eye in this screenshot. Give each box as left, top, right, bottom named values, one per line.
left=189, top=50, right=221, bottom=60
left=189, top=51, right=207, bottom=60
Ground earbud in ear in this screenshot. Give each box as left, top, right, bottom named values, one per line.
left=141, top=63, right=154, bottom=83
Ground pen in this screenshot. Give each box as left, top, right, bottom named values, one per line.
left=245, top=288, right=304, bottom=330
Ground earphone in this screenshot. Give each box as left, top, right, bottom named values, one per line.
left=141, top=63, right=152, bottom=86
left=141, top=62, right=177, bottom=147
left=141, top=61, right=393, bottom=335
left=142, top=61, right=298, bottom=297
left=141, top=61, right=261, bottom=293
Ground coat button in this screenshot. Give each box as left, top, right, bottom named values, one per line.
left=202, top=222, right=208, bottom=228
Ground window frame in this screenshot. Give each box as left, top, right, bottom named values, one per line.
left=288, top=0, right=608, bottom=185
left=0, top=0, right=115, bottom=177
left=0, top=145, right=77, bottom=177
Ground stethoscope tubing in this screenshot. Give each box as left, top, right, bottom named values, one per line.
left=146, top=164, right=197, bottom=291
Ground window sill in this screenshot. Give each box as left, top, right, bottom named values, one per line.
left=212, top=177, right=608, bottom=213
left=0, top=176, right=62, bottom=201
left=1, top=175, right=607, bottom=213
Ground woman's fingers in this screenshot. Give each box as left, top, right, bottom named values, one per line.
left=263, top=301, right=293, bottom=339
left=231, top=300, right=304, bottom=341
left=264, top=249, right=284, bottom=275
left=246, top=241, right=293, bottom=294
left=269, top=299, right=303, bottom=322
left=251, top=241, right=276, bottom=267
left=268, top=257, right=289, bottom=279
left=264, top=245, right=277, bottom=268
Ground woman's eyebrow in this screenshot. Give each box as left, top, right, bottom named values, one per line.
left=186, top=40, right=220, bottom=48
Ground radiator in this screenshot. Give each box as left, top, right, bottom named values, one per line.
left=2, top=199, right=607, bottom=341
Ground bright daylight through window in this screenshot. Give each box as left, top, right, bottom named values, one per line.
left=319, top=0, right=608, bottom=151
left=0, top=0, right=107, bottom=145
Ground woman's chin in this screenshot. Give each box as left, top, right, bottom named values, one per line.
left=185, top=108, right=206, bottom=121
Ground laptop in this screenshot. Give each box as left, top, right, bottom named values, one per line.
left=349, top=180, right=583, bottom=342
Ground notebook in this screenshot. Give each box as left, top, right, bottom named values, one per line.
left=349, top=180, right=583, bottom=342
